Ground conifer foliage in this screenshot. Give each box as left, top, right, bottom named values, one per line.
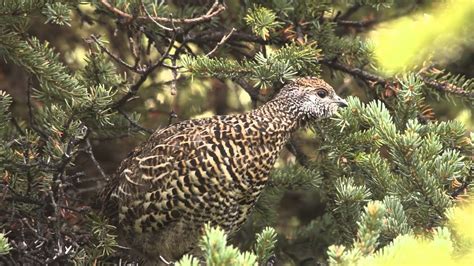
left=0, top=0, right=472, bottom=264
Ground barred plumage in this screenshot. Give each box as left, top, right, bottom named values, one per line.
left=101, top=77, right=347, bottom=262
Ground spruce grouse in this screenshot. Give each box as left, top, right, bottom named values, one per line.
left=101, top=77, right=348, bottom=262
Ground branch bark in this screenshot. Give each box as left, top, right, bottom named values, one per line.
left=100, top=0, right=225, bottom=25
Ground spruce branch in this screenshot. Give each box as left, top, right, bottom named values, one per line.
left=42, top=2, right=71, bottom=26
left=245, top=6, right=282, bottom=41
left=176, top=254, right=200, bottom=266
left=322, top=59, right=474, bottom=99
left=420, top=76, right=474, bottom=99
left=0, top=90, right=13, bottom=133
left=0, top=233, right=12, bottom=255
left=199, top=224, right=258, bottom=265
left=0, top=32, right=87, bottom=103
left=355, top=201, right=386, bottom=255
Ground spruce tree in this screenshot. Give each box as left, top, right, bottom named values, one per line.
left=0, top=0, right=472, bottom=264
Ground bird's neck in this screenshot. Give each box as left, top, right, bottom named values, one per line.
left=235, top=97, right=302, bottom=195
left=250, top=97, right=303, bottom=133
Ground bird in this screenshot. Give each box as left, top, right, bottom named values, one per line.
left=100, top=76, right=348, bottom=263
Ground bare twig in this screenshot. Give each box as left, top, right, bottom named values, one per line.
left=320, top=58, right=386, bottom=85
left=98, top=0, right=134, bottom=21
left=100, top=0, right=225, bottom=25
left=162, top=63, right=182, bottom=70
left=117, top=108, right=153, bottom=134
left=4, top=186, right=44, bottom=206
left=139, top=0, right=173, bottom=31
left=189, top=30, right=271, bottom=45
left=337, top=19, right=378, bottom=28
left=10, top=117, right=25, bottom=135
left=22, top=219, right=48, bottom=243
left=85, top=138, right=108, bottom=179
left=336, top=4, right=361, bottom=21
left=335, top=5, right=418, bottom=31
left=233, top=78, right=266, bottom=102
left=47, top=189, right=64, bottom=263
left=169, top=18, right=179, bottom=97
left=128, top=35, right=141, bottom=68
left=167, top=110, right=178, bottom=126
left=89, top=35, right=144, bottom=74
left=206, top=28, right=236, bottom=57
left=110, top=32, right=176, bottom=109
left=285, top=138, right=309, bottom=167
left=206, top=0, right=220, bottom=16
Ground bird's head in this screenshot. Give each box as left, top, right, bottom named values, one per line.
left=274, top=77, right=348, bottom=123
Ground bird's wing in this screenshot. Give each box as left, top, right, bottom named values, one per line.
left=104, top=117, right=250, bottom=232
left=99, top=118, right=211, bottom=220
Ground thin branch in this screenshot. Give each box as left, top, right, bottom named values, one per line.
left=206, top=0, right=220, bottom=16
left=320, top=58, right=386, bottom=85
left=285, top=138, right=309, bottom=167
left=85, top=138, right=108, bottom=179
left=420, top=76, right=474, bottom=98
left=98, top=0, right=134, bottom=21
left=322, top=59, right=474, bottom=99
left=337, top=19, right=377, bottom=28
left=335, top=5, right=418, bottom=31
left=206, top=28, right=236, bottom=57
left=100, top=0, right=225, bottom=25
left=89, top=35, right=144, bottom=74
left=233, top=78, right=266, bottom=102
left=336, top=4, right=361, bottom=21
left=139, top=0, right=173, bottom=31
left=167, top=110, right=178, bottom=126
left=10, top=116, right=25, bottom=135
left=168, top=13, right=180, bottom=97
left=451, top=181, right=469, bottom=199
left=188, top=30, right=271, bottom=45
left=170, top=57, right=178, bottom=96
left=47, top=189, right=64, bottom=262
left=117, top=108, right=153, bottom=134
left=109, top=32, right=176, bottom=109
left=162, top=63, right=183, bottom=70
left=4, top=186, right=45, bottom=206
left=128, top=35, right=141, bottom=68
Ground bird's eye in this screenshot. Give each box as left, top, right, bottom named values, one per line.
left=317, top=90, right=327, bottom=98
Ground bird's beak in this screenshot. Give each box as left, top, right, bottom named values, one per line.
left=334, top=96, right=348, bottom=108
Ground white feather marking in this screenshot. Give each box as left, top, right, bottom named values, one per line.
left=141, top=174, right=155, bottom=180
left=123, top=169, right=142, bottom=186
left=308, top=94, right=318, bottom=103
left=118, top=186, right=132, bottom=196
